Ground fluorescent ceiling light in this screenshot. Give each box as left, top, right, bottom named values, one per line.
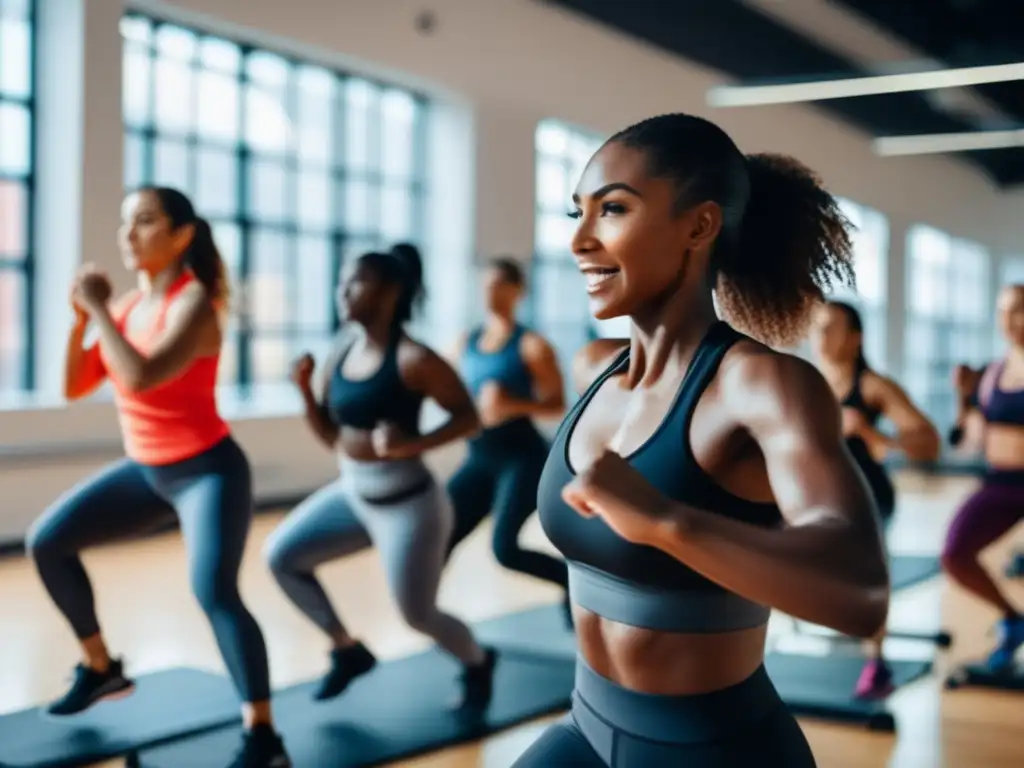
left=873, top=129, right=1024, bottom=156
left=707, top=62, right=1024, bottom=107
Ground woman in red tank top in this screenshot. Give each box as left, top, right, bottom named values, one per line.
left=27, top=188, right=290, bottom=768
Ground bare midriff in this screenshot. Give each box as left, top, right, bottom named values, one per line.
left=573, top=606, right=768, bottom=695
left=985, top=426, right=1024, bottom=470
left=336, top=429, right=423, bottom=462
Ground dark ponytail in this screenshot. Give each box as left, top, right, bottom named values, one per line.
left=355, top=242, right=425, bottom=332
left=184, top=217, right=229, bottom=305
left=389, top=243, right=425, bottom=326
left=828, top=300, right=869, bottom=374
left=143, top=186, right=229, bottom=305
left=609, top=114, right=855, bottom=347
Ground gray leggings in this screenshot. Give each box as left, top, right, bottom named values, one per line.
left=514, top=659, right=816, bottom=767
left=26, top=437, right=271, bottom=702
left=264, top=457, right=483, bottom=664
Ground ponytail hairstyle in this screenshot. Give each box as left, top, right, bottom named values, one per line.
left=143, top=186, right=230, bottom=306
left=356, top=242, right=425, bottom=333
left=828, top=300, right=869, bottom=374
left=608, top=114, right=855, bottom=347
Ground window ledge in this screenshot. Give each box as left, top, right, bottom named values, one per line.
left=0, top=382, right=303, bottom=419
left=0, top=390, right=67, bottom=414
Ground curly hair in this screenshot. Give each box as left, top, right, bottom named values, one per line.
left=610, top=115, right=855, bottom=347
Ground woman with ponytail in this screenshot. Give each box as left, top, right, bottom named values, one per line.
left=29, top=187, right=290, bottom=767
left=513, top=114, right=890, bottom=766
left=265, top=243, right=497, bottom=711
left=809, top=299, right=938, bottom=700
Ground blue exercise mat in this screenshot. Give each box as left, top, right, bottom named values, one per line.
left=472, top=603, right=576, bottom=661
left=946, top=661, right=1024, bottom=691
left=890, top=554, right=942, bottom=591
left=135, top=640, right=574, bottom=767
left=0, top=667, right=240, bottom=768
left=766, top=651, right=931, bottom=732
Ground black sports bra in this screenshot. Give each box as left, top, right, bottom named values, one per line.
left=325, top=337, right=423, bottom=435
left=537, top=322, right=782, bottom=633
left=841, top=371, right=882, bottom=427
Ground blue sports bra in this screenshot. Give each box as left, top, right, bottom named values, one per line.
left=537, top=322, right=781, bottom=633
left=981, top=361, right=1024, bottom=428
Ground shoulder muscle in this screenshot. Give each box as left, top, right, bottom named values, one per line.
left=520, top=331, right=556, bottom=362
left=722, top=345, right=842, bottom=448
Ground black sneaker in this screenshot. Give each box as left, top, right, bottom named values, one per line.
left=45, top=658, right=135, bottom=717
left=226, top=726, right=291, bottom=768
left=454, top=646, right=498, bottom=711
left=313, top=642, right=377, bottom=701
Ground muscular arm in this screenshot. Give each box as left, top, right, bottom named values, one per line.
left=652, top=351, right=889, bottom=638
left=864, top=373, right=940, bottom=462
left=64, top=321, right=107, bottom=401
left=64, top=293, right=140, bottom=400
left=399, top=343, right=481, bottom=451
left=499, top=333, right=567, bottom=419
left=951, top=364, right=989, bottom=451
left=298, top=387, right=339, bottom=449
left=298, top=333, right=350, bottom=449
left=90, top=282, right=220, bottom=393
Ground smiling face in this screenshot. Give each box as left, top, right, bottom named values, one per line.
left=569, top=141, right=722, bottom=320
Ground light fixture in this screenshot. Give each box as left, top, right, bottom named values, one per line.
left=873, top=128, right=1024, bottom=156
left=707, top=62, right=1024, bottom=107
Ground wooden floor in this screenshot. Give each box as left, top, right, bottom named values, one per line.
left=1, top=472, right=1022, bottom=767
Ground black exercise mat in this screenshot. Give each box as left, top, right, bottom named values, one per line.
left=472, top=603, right=575, bottom=662
left=946, top=661, right=1024, bottom=691
left=0, top=668, right=241, bottom=768
left=136, top=645, right=574, bottom=767
left=766, top=652, right=932, bottom=731
left=890, top=554, right=942, bottom=591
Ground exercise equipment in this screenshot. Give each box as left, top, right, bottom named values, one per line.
left=881, top=555, right=951, bottom=648
left=1005, top=551, right=1024, bottom=578
left=135, top=640, right=574, bottom=767
left=0, top=668, right=240, bottom=768
left=792, top=554, right=952, bottom=648
left=884, top=452, right=986, bottom=477
left=945, top=661, right=1024, bottom=691
left=764, top=652, right=930, bottom=732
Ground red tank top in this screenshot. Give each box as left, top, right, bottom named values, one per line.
left=101, top=272, right=230, bottom=466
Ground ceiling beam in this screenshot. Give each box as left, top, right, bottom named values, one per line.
left=873, top=128, right=1024, bottom=156
left=707, top=62, right=1024, bottom=107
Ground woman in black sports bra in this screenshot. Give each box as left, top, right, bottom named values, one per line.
left=810, top=300, right=938, bottom=700
left=264, top=245, right=496, bottom=712
left=512, top=114, right=889, bottom=767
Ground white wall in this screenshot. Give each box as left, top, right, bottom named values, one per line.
left=0, top=0, right=1018, bottom=542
